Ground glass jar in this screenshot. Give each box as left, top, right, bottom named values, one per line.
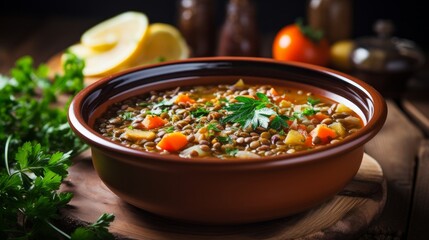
left=177, top=0, right=216, bottom=57
left=217, top=0, right=259, bottom=56
left=350, top=20, right=425, bottom=98
left=307, top=0, right=352, bottom=43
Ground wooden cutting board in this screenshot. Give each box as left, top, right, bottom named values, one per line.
left=58, top=152, right=386, bottom=240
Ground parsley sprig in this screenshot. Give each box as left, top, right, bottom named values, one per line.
left=0, top=55, right=115, bottom=239
left=222, top=92, right=288, bottom=130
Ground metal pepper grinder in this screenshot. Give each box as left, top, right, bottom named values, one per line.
left=217, top=0, right=260, bottom=56
left=178, top=0, right=216, bottom=57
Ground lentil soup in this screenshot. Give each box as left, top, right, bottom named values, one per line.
left=95, top=80, right=363, bottom=159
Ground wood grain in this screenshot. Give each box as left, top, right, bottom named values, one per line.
left=403, top=96, right=429, bottom=136
left=407, top=140, right=429, bottom=240
left=59, top=154, right=385, bottom=240
left=364, top=100, right=423, bottom=238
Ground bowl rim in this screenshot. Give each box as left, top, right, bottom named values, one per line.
left=68, top=57, right=387, bottom=166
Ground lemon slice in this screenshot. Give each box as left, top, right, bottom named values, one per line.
left=76, top=11, right=149, bottom=76
left=131, top=23, right=189, bottom=65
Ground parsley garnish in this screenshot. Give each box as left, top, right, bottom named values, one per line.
left=222, top=92, right=287, bottom=130
left=307, top=97, right=320, bottom=106
left=302, top=108, right=319, bottom=116
left=217, top=136, right=232, bottom=144
left=153, top=99, right=174, bottom=109
left=0, top=55, right=115, bottom=239
left=207, top=123, right=221, bottom=136
left=219, top=98, right=228, bottom=103
left=191, top=107, right=210, bottom=118
left=121, top=112, right=134, bottom=120
left=270, top=115, right=289, bottom=130
left=148, top=108, right=167, bottom=116
left=164, top=126, right=175, bottom=133
left=226, top=148, right=239, bottom=156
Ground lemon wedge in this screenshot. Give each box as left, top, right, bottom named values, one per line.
left=73, top=11, right=149, bottom=76
left=131, top=23, right=189, bottom=65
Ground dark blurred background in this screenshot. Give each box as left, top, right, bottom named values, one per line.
left=0, top=0, right=427, bottom=49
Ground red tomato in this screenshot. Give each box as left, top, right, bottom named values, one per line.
left=272, top=24, right=330, bottom=66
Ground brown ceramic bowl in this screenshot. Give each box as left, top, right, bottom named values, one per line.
left=68, top=57, right=387, bottom=225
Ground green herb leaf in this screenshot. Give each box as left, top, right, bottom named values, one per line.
left=307, top=97, right=320, bottom=106
left=270, top=115, right=289, bottom=130
left=219, top=97, right=228, bottom=104
left=53, top=51, right=85, bottom=94
left=222, top=92, right=285, bottom=130
left=71, top=213, right=115, bottom=240
left=207, top=123, right=221, bottom=136
left=191, top=107, right=210, bottom=118
left=302, top=108, right=319, bottom=116
left=148, top=107, right=167, bottom=116
left=164, top=126, right=175, bottom=133
left=121, top=112, right=134, bottom=120
left=153, top=99, right=174, bottom=109
left=0, top=55, right=115, bottom=239
left=217, top=136, right=232, bottom=144
left=226, top=148, right=239, bottom=156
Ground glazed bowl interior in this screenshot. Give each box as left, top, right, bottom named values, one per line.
left=68, top=57, right=387, bottom=224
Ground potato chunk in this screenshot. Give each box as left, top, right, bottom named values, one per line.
left=121, top=129, right=156, bottom=141
left=335, top=103, right=352, bottom=113
left=284, top=130, right=305, bottom=145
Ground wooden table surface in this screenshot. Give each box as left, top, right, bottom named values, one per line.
left=1, top=16, right=429, bottom=240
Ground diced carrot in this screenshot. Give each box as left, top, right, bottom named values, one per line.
left=304, top=136, right=313, bottom=147
left=310, top=124, right=337, bottom=144
left=174, top=94, right=195, bottom=104
left=156, top=132, right=188, bottom=152
left=313, top=112, right=330, bottom=122
left=269, top=88, right=279, bottom=96
left=142, top=115, right=166, bottom=129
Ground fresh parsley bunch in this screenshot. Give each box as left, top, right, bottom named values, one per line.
left=0, top=54, right=115, bottom=239
left=222, top=92, right=288, bottom=130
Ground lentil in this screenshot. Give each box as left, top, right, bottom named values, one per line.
left=96, top=81, right=363, bottom=159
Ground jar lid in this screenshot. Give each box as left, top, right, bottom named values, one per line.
left=351, top=20, right=425, bottom=73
